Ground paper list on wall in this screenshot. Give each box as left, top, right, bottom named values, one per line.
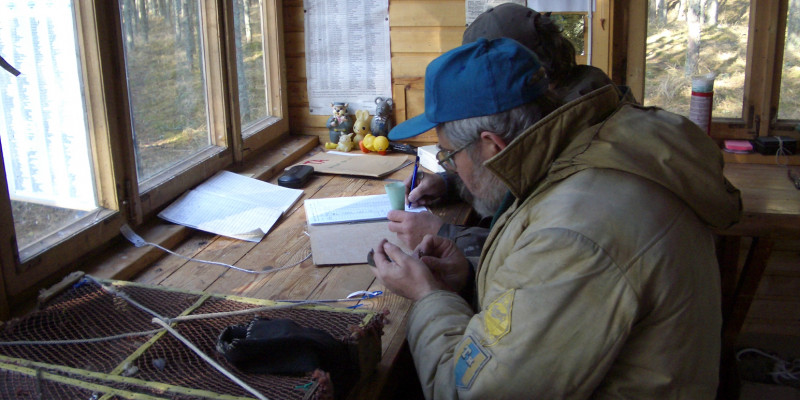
left=303, top=0, right=392, bottom=115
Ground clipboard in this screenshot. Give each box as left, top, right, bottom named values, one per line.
left=295, top=151, right=411, bottom=178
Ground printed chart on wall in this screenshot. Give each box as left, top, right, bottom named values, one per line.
left=304, top=0, right=392, bottom=115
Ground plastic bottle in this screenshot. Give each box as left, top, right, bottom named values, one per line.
left=689, top=73, right=715, bottom=135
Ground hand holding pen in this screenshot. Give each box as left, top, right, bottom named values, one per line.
left=404, top=169, right=447, bottom=207
left=408, top=155, right=420, bottom=208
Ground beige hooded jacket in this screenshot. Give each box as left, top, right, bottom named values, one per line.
left=406, top=85, right=742, bottom=399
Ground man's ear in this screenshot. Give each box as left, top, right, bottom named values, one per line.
left=479, top=131, right=507, bottom=157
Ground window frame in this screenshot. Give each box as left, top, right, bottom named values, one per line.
left=0, top=0, right=289, bottom=316
left=616, top=0, right=799, bottom=140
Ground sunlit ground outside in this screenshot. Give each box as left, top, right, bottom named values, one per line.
left=779, top=0, right=800, bottom=121
left=645, top=1, right=750, bottom=118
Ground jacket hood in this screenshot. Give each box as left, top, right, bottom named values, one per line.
left=485, top=85, right=742, bottom=229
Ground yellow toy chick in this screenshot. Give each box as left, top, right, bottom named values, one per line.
left=358, top=133, right=389, bottom=155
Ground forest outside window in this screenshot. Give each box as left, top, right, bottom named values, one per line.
left=120, top=0, right=217, bottom=183
left=631, top=0, right=799, bottom=138
left=0, top=0, right=287, bottom=307
left=645, top=0, right=749, bottom=119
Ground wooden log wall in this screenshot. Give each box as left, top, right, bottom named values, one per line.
left=284, top=0, right=466, bottom=146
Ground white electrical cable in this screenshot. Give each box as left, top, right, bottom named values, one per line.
left=152, top=318, right=270, bottom=400
left=120, top=224, right=310, bottom=274
left=0, top=278, right=383, bottom=347
left=0, top=329, right=163, bottom=346
left=736, top=347, right=800, bottom=385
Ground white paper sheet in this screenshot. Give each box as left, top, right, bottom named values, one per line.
left=303, top=0, right=392, bottom=115
left=304, top=194, right=426, bottom=225
left=158, top=171, right=303, bottom=242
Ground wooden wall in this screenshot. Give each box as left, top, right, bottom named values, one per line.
left=283, top=0, right=466, bottom=146
left=282, top=0, right=617, bottom=146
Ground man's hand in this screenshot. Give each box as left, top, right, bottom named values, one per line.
left=416, top=234, right=471, bottom=293
left=371, top=239, right=444, bottom=301
left=387, top=210, right=444, bottom=249
left=405, top=171, right=447, bottom=206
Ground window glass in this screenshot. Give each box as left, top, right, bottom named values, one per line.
left=551, top=13, right=586, bottom=57
left=233, top=0, right=269, bottom=135
left=645, top=0, right=749, bottom=118
left=779, top=0, right=800, bottom=120
left=119, top=0, right=213, bottom=182
left=0, top=0, right=98, bottom=250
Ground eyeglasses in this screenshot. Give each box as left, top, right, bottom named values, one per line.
left=436, top=140, right=475, bottom=172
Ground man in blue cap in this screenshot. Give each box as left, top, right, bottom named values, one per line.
left=371, top=37, right=740, bottom=398
left=387, top=3, right=636, bottom=261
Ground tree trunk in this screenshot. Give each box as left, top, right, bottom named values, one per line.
left=788, top=0, right=800, bottom=47
left=678, top=0, right=687, bottom=21
left=138, top=0, right=149, bottom=41
left=655, top=0, right=667, bottom=25
left=123, top=0, right=135, bottom=50
left=706, top=0, right=718, bottom=26
left=184, top=0, right=195, bottom=70
left=243, top=0, right=253, bottom=43
left=686, top=0, right=702, bottom=76
left=234, top=0, right=251, bottom=121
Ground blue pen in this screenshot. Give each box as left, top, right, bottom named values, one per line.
left=408, top=155, right=420, bottom=208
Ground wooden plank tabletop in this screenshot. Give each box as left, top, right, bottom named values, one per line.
left=721, top=163, right=800, bottom=237
left=129, top=160, right=472, bottom=399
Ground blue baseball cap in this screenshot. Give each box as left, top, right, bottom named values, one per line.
left=388, top=37, right=549, bottom=140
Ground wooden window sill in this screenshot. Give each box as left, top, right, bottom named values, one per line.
left=81, top=134, right=319, bottom=284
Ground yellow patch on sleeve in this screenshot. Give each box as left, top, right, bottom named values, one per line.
left=482, top=289, right=514, bottom=346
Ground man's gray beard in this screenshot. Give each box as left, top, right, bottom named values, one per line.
left=458, top=163, right=508, bottom=218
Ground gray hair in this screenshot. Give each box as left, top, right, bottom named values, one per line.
left=438, top=93, right=561, bottom=155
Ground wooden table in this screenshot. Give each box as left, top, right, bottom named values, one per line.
left=716, top=163, right=800, bottom=396
left=717, top=163, right=800, bottom=345
left=128, top=162, right=472, bottom=399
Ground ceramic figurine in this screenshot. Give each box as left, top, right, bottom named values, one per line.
left=370, top=97, right=394, bottom=137
left=372, top=135, right=389, bottom=155
left=359, top=134, right=375, bottom=153
left=326, top=102, right=353, bottom=144
left=336, top=132, right=356, bottom=152
left=352, top=109, right=371, bottom=143
left=358, top=133, right=389, bottom=155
